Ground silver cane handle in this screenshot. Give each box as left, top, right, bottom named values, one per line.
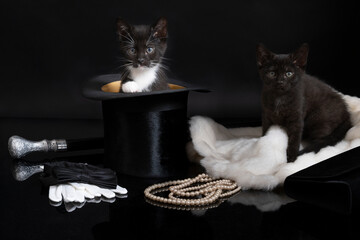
left=8, top=135, right=67, bottom=159
left=12, top=160, right=45, bottom=181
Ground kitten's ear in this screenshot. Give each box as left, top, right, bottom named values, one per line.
left=291, top=43, right=309, bottom=69
left=152, top=17, right=168, bottom=39
left=116, top=18, right=131, bottom=40
left=256, top=43, right=273, bottom=67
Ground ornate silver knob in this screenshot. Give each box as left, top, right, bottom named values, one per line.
left=8, top=135, right=67, bottom=159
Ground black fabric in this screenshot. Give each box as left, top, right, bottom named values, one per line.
left=284, top=146, right=360, bottom=214
left=102, top=92, right=190, bottom=178
left=40, top=161, right=117, bottom=189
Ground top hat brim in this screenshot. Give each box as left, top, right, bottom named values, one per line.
left=82, top=74, right=209, bottom=101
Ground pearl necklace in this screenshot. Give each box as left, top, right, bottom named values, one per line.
left=144, top=173, right=241, bottom=207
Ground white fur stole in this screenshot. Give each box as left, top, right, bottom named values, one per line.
left=188, top=94, right=360, bottom=191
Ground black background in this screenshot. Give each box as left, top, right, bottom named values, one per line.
left=0, top=0, right=358, bottom=120
left=1, top=2, right=360, bottom=239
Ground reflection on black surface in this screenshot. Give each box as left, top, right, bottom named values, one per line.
left=145, top=198, right=225, bottom=211
left=145, top=191, right=295, bottom=215
left=7, top=151, right=360, bottom=239
left=283, top=201, right=360, bottom=240
left=93, top=174, right=213, bottom=239
left=227, top=189, right=295, bottom=212
left=93, top=174, right=360, bottom=240
left=3, top=117, right=360, bottom=239
left=11, top=159, right=45, bottom=181
left=10, top=153, right=104, bottom=181
left=49, top=195, right=127, bottom=213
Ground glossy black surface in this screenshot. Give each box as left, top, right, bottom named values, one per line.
left=2, top=118, right=360, bottom=240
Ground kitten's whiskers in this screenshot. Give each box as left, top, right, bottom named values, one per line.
left=119, top=32, right=135, bottom=44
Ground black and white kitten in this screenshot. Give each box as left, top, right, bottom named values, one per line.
left=116, top=17, right=169, bottom=93
left=256, top=43, right=352, bottom=162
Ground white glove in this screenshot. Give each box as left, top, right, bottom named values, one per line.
left=49, top=182, right=127, bottom=211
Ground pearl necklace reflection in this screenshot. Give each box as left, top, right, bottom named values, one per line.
left=144, top=173, right=241, bottom=207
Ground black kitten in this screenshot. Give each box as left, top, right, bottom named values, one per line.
left=256, top=43, right=352, bottom=162
left=116, top=17, right=169, bottom=92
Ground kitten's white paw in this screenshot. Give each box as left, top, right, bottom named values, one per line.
left=122, top=81, right=140, bottom=93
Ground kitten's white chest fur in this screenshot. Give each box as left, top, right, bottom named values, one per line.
left=122, top=65, right=159, bottom=93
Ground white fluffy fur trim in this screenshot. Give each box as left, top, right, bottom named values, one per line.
left=189, top=94, right=360, bottom=191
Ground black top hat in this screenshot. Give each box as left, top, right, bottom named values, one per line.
left=83, top=74, right=207, bottom=178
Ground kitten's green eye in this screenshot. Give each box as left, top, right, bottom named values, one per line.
left=128, top=48, right=136, bottom=55
left=267, top=71, right=276, bottom=78
left=146, top=47, right=154, bottom=54
left=285, top=71, right=294, bottom=77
